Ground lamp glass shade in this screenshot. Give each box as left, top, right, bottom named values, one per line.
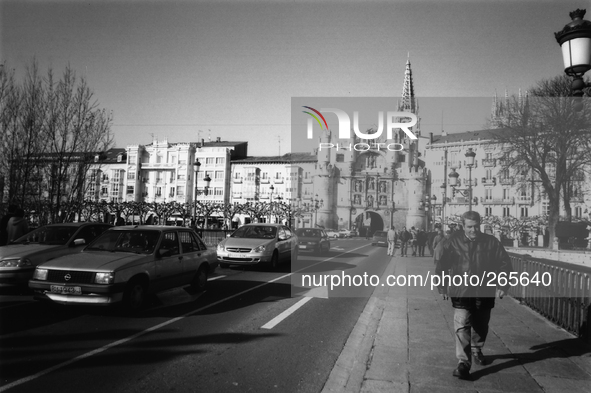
left=448, top=171, right=459, bottom=186
left=561, top=37, right=591, bottom=75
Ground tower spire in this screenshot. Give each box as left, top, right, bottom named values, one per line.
left=399, top=56, right=416, bottom=113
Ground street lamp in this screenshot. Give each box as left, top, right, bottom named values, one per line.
left=313, top=194, right=323, bottom=227
left=430, top=194, right=437, bottom=230
left=555, top=9, right=591, bottom=110
left=193, top=159, right=211, bottom=224
left=448, top=148, right=477, bottom=211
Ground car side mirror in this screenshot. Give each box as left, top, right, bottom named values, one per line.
left=71, top=238, right=86, bottom=247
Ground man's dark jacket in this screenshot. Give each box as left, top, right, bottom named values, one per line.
left=434, top=230, right=512, bottom=310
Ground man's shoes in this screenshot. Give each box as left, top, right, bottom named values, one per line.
left=472, top=351, right=487, bottom=366
left=452, top=362, right=470, bottom=380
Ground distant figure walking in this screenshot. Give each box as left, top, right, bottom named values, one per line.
left=387, top=226, right=397, bottom=256
left=0, top=204, right=18, bottom=246
left=398, top=227, right=411, bottom=257
left=7, top=208, right=29, bottom=243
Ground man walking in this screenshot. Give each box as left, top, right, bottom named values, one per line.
left=398, top=227, right=410, bottom=257
left=387, top=226, right=397, bottom=256
left=434, top=211, right=512, bottom=380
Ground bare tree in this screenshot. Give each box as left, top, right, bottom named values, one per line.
left=492, top=75, right=591, bottom=249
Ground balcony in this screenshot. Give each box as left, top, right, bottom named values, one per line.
left=481, top=197, right=514, bottom=205
left=482, top=159, right=496, bottom=167
left=482, top=177, right=496, bottom=186
left=260, top=178, right=270, bottom=184
left=449, top=197, right=470, bottom=205
left=139, top=162, right=176, bottom=169
left=233, top=177, right=243, bottom=184
left=499, top=178, right=514, bottom=186
left=517, top=196, right=532, bottom=204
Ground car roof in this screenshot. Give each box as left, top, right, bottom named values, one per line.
left=107, top=225, right=188, bottom=231
left=43, top=222, right=112, bottom=228
left=240, top=223, right=286, bottom=228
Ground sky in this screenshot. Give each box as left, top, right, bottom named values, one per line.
left=1, top=0, right=588, bottom=156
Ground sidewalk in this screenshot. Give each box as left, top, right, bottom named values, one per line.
left=322, top=255, right=591, bottom=393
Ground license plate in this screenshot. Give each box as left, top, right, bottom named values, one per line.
left=229, top=253, right=248, bottom=258
left=50, top=285, right=82, bottom=295
left=298, top=245, right=307, bottom=249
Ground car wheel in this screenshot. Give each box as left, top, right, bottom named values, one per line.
left=122, top=279, right=146, bottom=313
left=191, top=265, right=208, bottom=292
left=270, top=250, right=279, bottom=269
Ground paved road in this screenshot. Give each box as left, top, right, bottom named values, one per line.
left=0, top=238, right=388, bottom=392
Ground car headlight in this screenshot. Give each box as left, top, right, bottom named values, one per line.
left=33, top=268, right=48, bottom=280
left=253, top=245, right=266, bottom=252
left=217, top=243, right=225, bottom=252
left=94, top=272, right=114, bottom=285
left=0, top=258, right=32, bottom=268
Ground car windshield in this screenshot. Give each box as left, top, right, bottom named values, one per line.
left=295, top=228, right=322, bottom=238
left=86, top=230, right=161, bottom=254
left=231, top=226, right=277, bottom=239
left=13, top=226, right=78, bottom=245
left=374, top=232, right=387, bottom=237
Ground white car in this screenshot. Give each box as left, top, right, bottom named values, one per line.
left=216, top=224, right=298, bottom=269
left=338, top=229, right=354, bottom=238
left=325, top=229, right=341, bottom=239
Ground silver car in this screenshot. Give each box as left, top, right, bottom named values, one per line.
left=0, top=222, right=112, bottom=288
left=216, top=224, right=298, bottom=269
left=29, top=226, right=217, bottom=313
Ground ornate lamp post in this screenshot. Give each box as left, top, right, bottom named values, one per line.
left=555, top=9, right=591, bottom=110
left=448, top=148, right=477, bottom=211
left=193, top=159, right=211, bottom=224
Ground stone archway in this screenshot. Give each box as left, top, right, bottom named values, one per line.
left=354, top=211, right=384, bottom=238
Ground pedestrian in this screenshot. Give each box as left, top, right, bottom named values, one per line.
left=387, top=225, right=397, bottom=256
left=7, top=208, right=29, bottom=243
left=416, top=229, right=427, bottom=257
left=0, top=204, right=18, bottom=246
left=410, top=226, right=418, bottom=256
left=114, top=213, right=125, bottom=226
left=398, top=227, right=411, bottom=256
left=432, top=227, right=445, bottom=252
left=427, top=227, right=438, bottom=256
left=434, top=211, right=512, bottom=380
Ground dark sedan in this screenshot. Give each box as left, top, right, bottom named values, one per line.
left=295, top=228, right=331, bottom=255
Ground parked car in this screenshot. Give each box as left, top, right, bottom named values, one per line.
left=216, top=224, right=298, bottom=269
left=338, top=229, right=354, bottom=238
left=0, top=222, right=112, bottom=288
left=29, top=226, right=217, bottom=313
left=371, top=231, right=388, bottom=247
left=295, top=228, right=331, bottom=255
left=325, top=229, right=341, bottom=239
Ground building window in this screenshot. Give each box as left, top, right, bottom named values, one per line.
left=216, top=157, right=225, bottom=165
left=127, top=171, right=136, bottom=180
left=214, top=187, right=223, bottom=196
left=128, top=155, right=136, bottom=165
left=336, top=154, right=344, bottom=162
left=215, top=171, right=224, bottom=180
left=206, top=157, right=214, bottom=165
left=485, top=207, right=492, bottom=216
left=503, top=207, right=510, bottom=217
left=485, top=189, right=492, bottom=201
left=520, top=207, right=528, bottom=218
left=575, top=206, right=582, bottom=218
left=156, top=187, right=162, bottom=197
left=127, top=186, right=134, bottom=194
left=261, top=172, right=268, bottom=180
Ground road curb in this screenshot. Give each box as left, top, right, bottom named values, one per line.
left=321, top=256, right=397, bottom=393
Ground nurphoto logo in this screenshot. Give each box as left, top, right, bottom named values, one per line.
left=301, top=106, right=418, bottom=152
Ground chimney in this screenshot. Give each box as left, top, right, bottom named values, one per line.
left=216, top=137, right=221, bottom=142
left=441, top=129, right=447, bottom=137
left=201, top=138, right=205, bottom=146
left=429, top=132, right=433, bottom=144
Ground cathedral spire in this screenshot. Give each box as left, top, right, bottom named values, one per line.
left=399, top=56, right=416, bottom=113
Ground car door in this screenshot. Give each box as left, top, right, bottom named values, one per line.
left=153, top=231, right=184, bottom=291
left=177, top=230, right=211, bottom=284
left=276, top=226, right=292, bottom=261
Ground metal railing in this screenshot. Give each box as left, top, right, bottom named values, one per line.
left=509, top=253, right=591, bottom=342
left=195, top=229, right=234, bottom=247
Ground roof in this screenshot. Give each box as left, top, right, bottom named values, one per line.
left=232, top=152, right=317, bottom=164
left=428, top=128, right=512, bottom=146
